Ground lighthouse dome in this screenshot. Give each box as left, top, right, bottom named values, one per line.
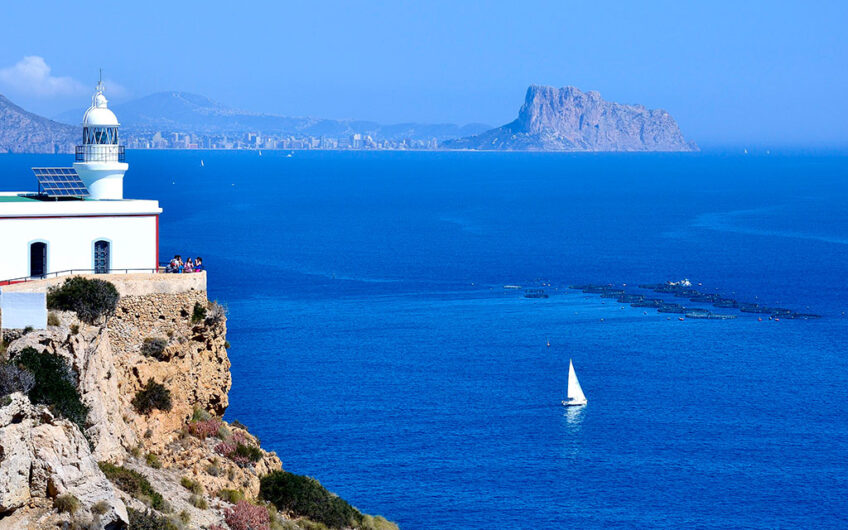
left=83, top=105, right=119, bottom=126
left=83, top=88, right=119, bottom=126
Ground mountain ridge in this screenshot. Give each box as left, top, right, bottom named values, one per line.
left=0, top=94, right=77, bottom=153
left=55, top=91, right=491, bottom=141
left=444, top=85, right=697, bottom=151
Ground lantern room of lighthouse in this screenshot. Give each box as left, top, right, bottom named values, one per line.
left=73, top=78, right=129, bottom=200
left=0, top=79, right=162, bottom=283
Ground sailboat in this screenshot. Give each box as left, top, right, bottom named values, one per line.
left=200, top=159, right=204, bottom=167
left=561, top=359, right=587, bottom=407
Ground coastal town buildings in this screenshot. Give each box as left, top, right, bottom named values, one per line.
left=0, top=81, right=161, bottom=282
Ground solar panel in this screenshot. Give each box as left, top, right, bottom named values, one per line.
left=32, top=167, right=89, bottom=198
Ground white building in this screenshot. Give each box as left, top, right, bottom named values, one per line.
left=0, top=81, right=161, bottom=283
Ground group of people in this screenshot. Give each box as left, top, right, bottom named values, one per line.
left=165, top=255, right=205, bottom=273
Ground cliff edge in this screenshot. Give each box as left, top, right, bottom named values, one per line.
left=0, top=278, right=395, bottom=529
left=443, top=85, right=698, bottom=152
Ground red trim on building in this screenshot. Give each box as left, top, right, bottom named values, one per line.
left=155, top=215, right=160, bottom=271
left=0, top=214, right=158, bottom=220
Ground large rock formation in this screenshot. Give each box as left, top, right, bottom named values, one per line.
left=444, top=85, right=698, bottom=151
left=0, top=94, right=76, bottom=154
left=0, top=287, right=281, bottom=528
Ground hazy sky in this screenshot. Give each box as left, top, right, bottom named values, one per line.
left=1, top=1, right=846, bottom=146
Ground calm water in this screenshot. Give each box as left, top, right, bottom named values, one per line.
left=3, top=150, right=848, bottom=528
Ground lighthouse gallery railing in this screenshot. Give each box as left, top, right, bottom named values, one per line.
left=75, top=145, right=126, bottom=163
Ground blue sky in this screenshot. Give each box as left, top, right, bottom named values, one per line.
left=1, top=1, right=846, bottom=146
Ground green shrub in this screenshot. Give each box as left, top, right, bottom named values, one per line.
left=191, top=406, right=212, bottom=422
left=132, top=379, right=172, bottom=414
left=206, top=463, right=222, bottom=477
left=259, top=471, right=364, bottom=529
left=178, top=509, right=191, bottom=524
left=141, top=337, right=168, bottom=359
left=127, top=508, right=179, bottom=530
left=361, top=514, right=398, bottom=530
left=14, top=348, right=88, bottom=429
left=180, top=476, right=203, bottom=495
left=230, top=419, right=248, bottom=431
left=217, top=488, right=244, bottom=504
left=145, top=452, right=162, bottom=469
left=91, top=500, right=110, bottom=516
left=98, top=462, right=167, bottom=512
left=191, top=302, right=207, bottom=324
left=234, top=442, right=263, bottom=463
left=23, top=326, right=34, bottom=334
left=53, top=493, right=80, bottom=514
left=70, top=324, right=80, bottom=335
left=189, top=494, right=208, bottom=509
left=46, top=277, right=119, bottom=324
left=47, top=312, right=60, bottom=326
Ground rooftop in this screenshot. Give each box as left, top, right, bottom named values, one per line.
left=0, top=195, right=161, bottom=217
left=0, top=196, right=42, bottom=203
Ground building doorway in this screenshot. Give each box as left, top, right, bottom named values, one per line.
left=30, top=242, right=47, bottom=277
left=94, top=240, right=110, bottom=274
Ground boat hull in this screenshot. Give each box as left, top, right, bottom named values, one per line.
left=561, top=400, right=587, bottom=407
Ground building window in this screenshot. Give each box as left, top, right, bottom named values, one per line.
left=30, top=242, right=47, bottom=277
left=94, top=240, right=110, bottom=274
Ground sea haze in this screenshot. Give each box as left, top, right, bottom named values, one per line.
left=2, top=151, right=846, bottom=528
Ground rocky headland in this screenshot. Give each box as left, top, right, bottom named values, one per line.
left=443, top=85, right=698, bottom=152
left=0, top=276, right=395, bottom=529
left=0, top=95, right=76, bottom=154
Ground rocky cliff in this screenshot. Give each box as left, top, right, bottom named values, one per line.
left=0, top=95, right=76, bottom=154
left=443, top=85, right=697, bottom=152
left=0, top=283, right=392, bottom=529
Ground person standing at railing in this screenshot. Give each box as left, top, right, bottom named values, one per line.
left=194, top=257, right=204, bottom=272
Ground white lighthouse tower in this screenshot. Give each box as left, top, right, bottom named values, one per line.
left=0, top=74, right=162, bottom=283
left=73, top=78, right=128, bottom=200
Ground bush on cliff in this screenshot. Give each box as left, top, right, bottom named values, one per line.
left=127, top=508, right=179, bottom=530
left=132, top=378, right=172, bottom=414
left=259, top=470, right=363, bottom=529
left=99, top=462, right=168, bottom=512
left=14, top=347, right=88, bottom=429
left=0, top=362, right=35, bottom=397
left=191, top=302, right=207, bottom=324
left=46, top=276, right=119, bottom=324
left=223, top=500, right=271, bottom=530
left=140, top=337, right=169, bottom=359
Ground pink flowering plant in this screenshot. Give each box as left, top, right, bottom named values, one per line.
left=215, top=430, right=263, bottom=466
left=188, top=418, right=223, bottom=440
left=224, top=500, right=271, bottom=530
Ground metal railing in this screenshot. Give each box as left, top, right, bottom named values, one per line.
left=0, top=264, right=174, bottom=286
left=75, top=145, right=126, bottom=163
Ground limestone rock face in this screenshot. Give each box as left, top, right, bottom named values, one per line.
left=444, top=84, right=698, bottom=151
left=0, top=288, right=281, bottom=528
left=0, top=393, right=127, bottom=529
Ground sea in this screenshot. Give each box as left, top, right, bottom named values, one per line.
left=2, top=150, right=847, bottom=528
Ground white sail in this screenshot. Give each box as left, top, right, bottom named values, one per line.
left=566, top=359, right=587, bottom=405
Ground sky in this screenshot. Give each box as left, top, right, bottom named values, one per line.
left=0, top=1, right=846, bottom=146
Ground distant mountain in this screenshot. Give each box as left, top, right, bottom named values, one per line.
left=0, top=94, right=76, bottom=153
left=444, top=85, right=697, bottom=151
left=55, top=91, right=490, bottom=141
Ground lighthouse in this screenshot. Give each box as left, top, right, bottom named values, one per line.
left=0, top=77, right=161, bottom=282
left=73, top=79, right=128, bottom=200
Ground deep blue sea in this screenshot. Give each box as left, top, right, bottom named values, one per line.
left=3, top=150, right=848, bottom=528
